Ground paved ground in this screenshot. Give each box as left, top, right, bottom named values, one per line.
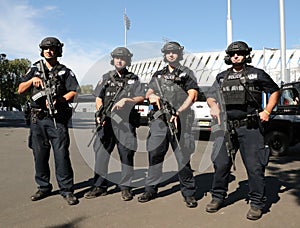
left=1, top=120, right=300, bottom=228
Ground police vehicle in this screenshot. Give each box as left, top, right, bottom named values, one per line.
left=265, top=81, right=300, bottom=156
left=134, top=83, right=150, bottom=126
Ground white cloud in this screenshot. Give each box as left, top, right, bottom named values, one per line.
left=0, top=1, right=42, bottom=59
left=0, top=1, right=164, bottom=86
left=0, top=1, right=103, bottom=84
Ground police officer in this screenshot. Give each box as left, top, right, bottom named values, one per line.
left=137, top=41, right=199, bottom=208
left=84, top=47, right=144, bottom=201
left=205, top=41, right=280, bottom=220
left=18, top=37, right=79, bottom=205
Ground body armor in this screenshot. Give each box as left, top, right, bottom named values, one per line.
left=157, top=66, right=189, bottom=109
left=102, top=72, right=135, bottom=108
left=221, top=71, right=262, bottom=107
left=31, top=63, right=68, bottom=110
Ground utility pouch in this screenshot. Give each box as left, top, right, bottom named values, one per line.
left=246, top=114, right=259, bottom=129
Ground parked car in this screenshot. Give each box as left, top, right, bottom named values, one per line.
left=191, top=86, right=212, bottom=132
left=265, top=81, right=300, bottom=156
left=135, top=83, right=150, bottom=126
left=135, top=99, right=150, bottom=126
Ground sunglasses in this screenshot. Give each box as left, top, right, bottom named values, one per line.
left=228, top=51, right=246, bottom=57
left=165, top=50, right=180, bottom=54
left=42, top=46, right=57, bottom=51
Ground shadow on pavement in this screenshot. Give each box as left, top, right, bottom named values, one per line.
left=267, top=143, right=300, bottom=205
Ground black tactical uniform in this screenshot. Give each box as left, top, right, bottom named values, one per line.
left=145, top=66, right=197, bottom=195
left=86, top=67, right=144, bottom=199
left=19, top=37, right=79, bottom=205
left=138, top=42, right=199, bottom=208
left=206, top=41, right=280, bottom=220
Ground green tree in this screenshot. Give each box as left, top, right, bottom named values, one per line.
left=0, top=57, right=31, bottom=111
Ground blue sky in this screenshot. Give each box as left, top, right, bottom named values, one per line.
left=0, top=0, right=299, bottom=84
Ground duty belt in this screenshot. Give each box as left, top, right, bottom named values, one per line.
left=31, top=108, right=51, bottom=119
left=229, top=119, right=248, bottom=129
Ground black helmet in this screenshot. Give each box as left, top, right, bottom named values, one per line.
left=224, top=41, right=252, bottom=65
left=161, top=41, right=184, bottom=62
left=161, top=41, right=184, bottom=53
left=111, top=47, right=133, bottom=58
left=225, top=41, right=252, bottom=55
left=110, top=47, right=133, bottom=66
left=39, top=37, right=64, bottom=57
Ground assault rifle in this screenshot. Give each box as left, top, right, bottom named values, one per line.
left=87, top=85, right=124, bottom=147
left=223, top=119, right=236, bottom=171
left=154, top=77, right=181, bottom=151
left=32, top=60, right=57, bottom=128
left=211, top=90, right=237, bottom=170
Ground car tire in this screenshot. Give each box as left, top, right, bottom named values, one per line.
left=265, top=131, right=289, bottom=156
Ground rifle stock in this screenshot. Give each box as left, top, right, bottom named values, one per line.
left=212, top=91, right=237, bottom=170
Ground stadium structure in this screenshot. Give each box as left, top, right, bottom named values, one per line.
left=74, top=48, right=300, bottom=113
left=128, top=49, right=300, bottom=86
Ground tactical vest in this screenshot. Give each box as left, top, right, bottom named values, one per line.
left=102, top=72, right=135, bottom=108
left=158, top=66, right=188, bottom=109
left=31, top=63, right=67, bottom=109
left=221, top=70, right=262, bottom=107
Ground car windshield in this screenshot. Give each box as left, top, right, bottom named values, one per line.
left=280, top=88, right=299, bottom=106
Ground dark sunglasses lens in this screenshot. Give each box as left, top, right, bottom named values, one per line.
left=229, top=51, right=245, bottom=57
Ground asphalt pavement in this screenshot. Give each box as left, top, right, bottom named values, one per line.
left=1, top=120, right=300, bottom=228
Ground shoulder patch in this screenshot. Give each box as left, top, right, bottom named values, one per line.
left=247, top=73, right=257, bottom=80
left=127, top=79, right=135, bottom=84
left=58, top=70, right=66, bottom=76
left=179, top=72, right=187, bottom=78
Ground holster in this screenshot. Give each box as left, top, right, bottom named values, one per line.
left=31, top=108, right=50, bottom=120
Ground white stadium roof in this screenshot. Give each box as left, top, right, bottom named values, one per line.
left=129, top=49, right=300, bottom=86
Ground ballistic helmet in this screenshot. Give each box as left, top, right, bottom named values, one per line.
left=110, top=47, right=133, bottom=66
left=161, top=41, right=184, bottom=62
left=39, top=37, right=64, bottom=57
left=224, top=41, right=252, bottom=65
left=225, top=41, right=252, bottom=55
